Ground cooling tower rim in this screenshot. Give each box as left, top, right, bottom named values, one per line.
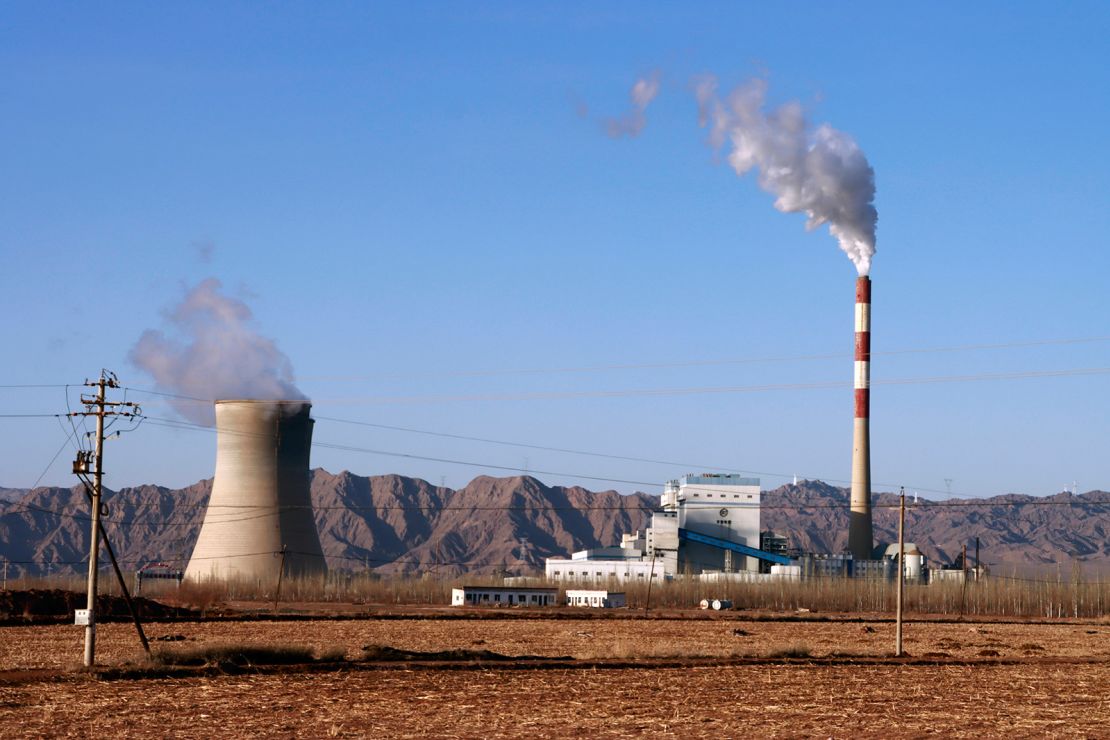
left=214, top=398, right=311, bottom=405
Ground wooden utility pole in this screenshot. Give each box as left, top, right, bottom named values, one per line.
left=961, top=543, right=969, bottom=614
left=644, top=550, right=658, bottom=615
left=273, top=545, right=288, bottom=614
left=975, top=536, right=980, bottom=583
left=70, top=371, right=141, bottom=667
left=895, top=487, right=906, bottom=657
left=83, top=374, right=108, bottom=667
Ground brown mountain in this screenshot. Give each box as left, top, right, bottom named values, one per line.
left=763, top=481, right=1110, bottom=573
left=1, top=474, right=1107, bottom=578
left=380, top=475, right=654, bottom=575
left=0, top=471, right=654, bottom=578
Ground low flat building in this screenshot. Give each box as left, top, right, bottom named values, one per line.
left=565, top=590, right=626, bottom=608
left=545, top=552, right=665, bottom=584
left=451, top=586, right=557, bottom=607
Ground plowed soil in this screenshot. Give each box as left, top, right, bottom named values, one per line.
left=2, top=613, right=1109, bottom=737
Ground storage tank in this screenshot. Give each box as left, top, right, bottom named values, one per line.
left=904, top=548, right=924, bottom=580
left=185, top=400, right=327, bottom=583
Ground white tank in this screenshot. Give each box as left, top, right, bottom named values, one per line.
left=904, top=552, right=923, bottom=580
left=185, top=400, right=327, bottom=583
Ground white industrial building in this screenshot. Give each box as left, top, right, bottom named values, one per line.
left=546, top=473, right=788, bottom=581
left=565, top=590, right=626, bottom=608
left=451, top=586, right=557, bottom=607
left=545, top=547, right=665, bottom=582
left=544, top=472, right=948, bottom=587
left=653, top=473, right=763, bottom=575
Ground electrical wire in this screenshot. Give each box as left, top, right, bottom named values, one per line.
left=290, top=334, right=1110, bottom=382
left=138, top=413, right=1094, bottom=501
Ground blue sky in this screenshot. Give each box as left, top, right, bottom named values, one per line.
left=2, top=2, right=1108, bottom=499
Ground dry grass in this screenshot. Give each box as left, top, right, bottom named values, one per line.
left=765, top=643, right=812, bottom=659
left=11, top=568, right=1110, bottom=618
left=150, top=643, right=325, bottom=667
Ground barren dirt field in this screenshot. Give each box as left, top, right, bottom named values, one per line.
left=3, top=614, right=1109, bottom=737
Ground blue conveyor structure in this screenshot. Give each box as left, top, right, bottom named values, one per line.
left=677, top=528, right=792, bottom=565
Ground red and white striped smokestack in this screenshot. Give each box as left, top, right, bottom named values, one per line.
left=848, top=275, right=873, bottom=560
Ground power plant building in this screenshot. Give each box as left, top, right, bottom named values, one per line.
left=185, top=400, right=327, bottom=583
left=547, top=473, right=788, bottom=581
left=652, top=474, right=763, bottom=575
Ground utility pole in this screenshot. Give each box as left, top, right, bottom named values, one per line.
left=895, top=487, right=905, bottom=657
left=70, top=371, right=141, bottom=668
left=975, top=536, right=980, bottom=583
left=273, top=545, right=288, bottom=614
left=644, top=550, right=658, bottom=615
left=961, top=543, right=968, bottom=615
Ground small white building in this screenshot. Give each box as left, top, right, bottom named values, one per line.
left=565, top=590, right=626, bottom=608
left=451, top=586, right=557, bottom=607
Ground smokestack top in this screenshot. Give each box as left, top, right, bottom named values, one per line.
left=856, top=275, right=871, bottom=303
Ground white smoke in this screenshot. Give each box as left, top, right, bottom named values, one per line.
left=129, top=278, right=306, bottom=425
left=696, top=76, right=877, bottom=275
left=604, top=72, right=661, bottom=139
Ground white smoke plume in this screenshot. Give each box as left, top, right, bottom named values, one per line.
left=129, top=278, right=306, bottom=425
left=604, top=72, right=661, bottom=138
left=695, top=76, right=877, bottom=275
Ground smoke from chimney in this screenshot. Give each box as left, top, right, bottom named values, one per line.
left=129, top=278, right=306, bottom=425
left=694, top=76, right=878, bottom=275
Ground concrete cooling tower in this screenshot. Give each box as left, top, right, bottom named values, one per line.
left=185, top=400, right=327, bottom=583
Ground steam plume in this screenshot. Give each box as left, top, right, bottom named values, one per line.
left=129, top=278, right=305, bottom=425
left=695, top=76, right=877, bottom=275
left=604, top=72, right=660, bottom=138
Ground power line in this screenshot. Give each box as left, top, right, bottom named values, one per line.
left=118, top=365, right=1110, bottom=407
left=290, top=335, right=1110, bottom=382
left=5, top=403, right=1101, bottom=504
left=137, top=413, right=1086, bottom=500
left=314, top=415, right=750, bottom=475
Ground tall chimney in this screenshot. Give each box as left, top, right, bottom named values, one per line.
left=185, top=400, right=327, bottom=582
left=848, top=276, right=873, bottom=560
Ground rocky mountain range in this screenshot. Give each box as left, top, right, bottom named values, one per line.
left=0, top=471, right=1107, bottom=578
